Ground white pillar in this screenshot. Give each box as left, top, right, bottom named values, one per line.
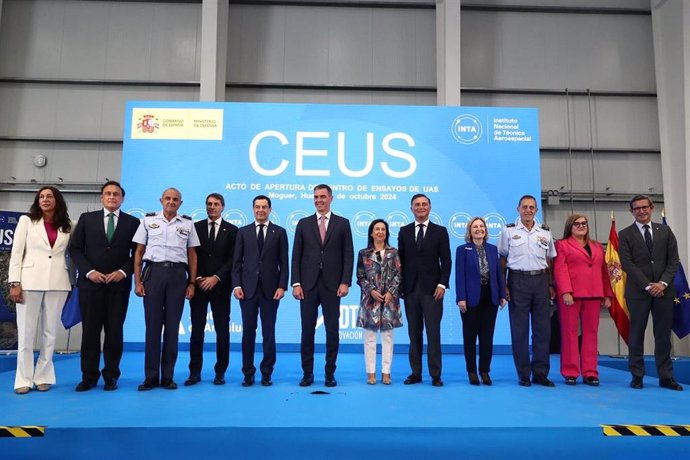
left=651, top=0, right=690, bottom=354
left=436, top=0, right=462, bottom=106
left=200, top=0, right=228, bottom=102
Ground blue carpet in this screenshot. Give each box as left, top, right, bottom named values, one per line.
left=1, top=352, right=689, bottom=459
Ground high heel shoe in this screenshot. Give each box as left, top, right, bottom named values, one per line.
left=367, top=373, right=377, bottom=385
left=382, top=373, right=392, bottom=385
left=480, top=372, right=492, bottom=386
left=468, top=372, right=480, bottom=386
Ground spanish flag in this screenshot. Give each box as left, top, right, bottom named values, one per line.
left=605, top=218, right=630, bottom=345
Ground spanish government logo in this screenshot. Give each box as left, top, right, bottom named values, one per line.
left=136, top=114, right=159, bottom=134
left=451, top=114, right=482, bottom=144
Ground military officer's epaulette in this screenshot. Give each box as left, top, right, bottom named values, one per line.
left=145, top=212, right=156, bottom=217
left=181, top=214, right=192, bottom=220
left=541, top=224, right=550, bottom=231
left=506, top=223, right=516, bottom=228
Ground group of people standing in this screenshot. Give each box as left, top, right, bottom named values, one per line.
left=6, top=183, right=684, bottom=394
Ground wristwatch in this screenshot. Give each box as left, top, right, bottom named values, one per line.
left=9, top=282, right=20, bottom=288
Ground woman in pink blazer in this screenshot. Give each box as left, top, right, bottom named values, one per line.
left=8, top=186, right=73, bottom=394
left=553, top=214, right=613, bottom=386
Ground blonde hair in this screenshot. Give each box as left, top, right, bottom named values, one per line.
left=465, top=217, right=488, bottom=243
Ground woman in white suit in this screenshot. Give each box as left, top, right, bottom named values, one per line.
left=8, top=186, right=73, bottom=394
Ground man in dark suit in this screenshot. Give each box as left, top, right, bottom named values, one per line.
left=618, top=194, right=683, bottom=391
left=184, top=193, right=237, bottom=386
left=232, top=195, right=288, bottom=387
left=69, top=181, right=141, bottom=392
left=292, top=184, right=354, bottom=387
left=397, top=194, right=451, bottom=387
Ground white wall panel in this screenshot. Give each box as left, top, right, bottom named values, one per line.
left=329, top=9, right=373, bottom=85
left=0, top=0, right=64, bottom=77
left=462, top=10, right=655, bottom=91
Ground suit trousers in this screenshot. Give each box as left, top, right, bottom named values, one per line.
left=460, top=283, right=498, bottom=373
left=79, top=286, right=130, bottom=383
left=143, top=264, right=187, bottom=381
left=404, top=285, right=443, bottom=378
left=558, top=298, right=601, bottom=379
left=627, top=296, right=674, bottom=380
left=300, top=275, right=341, bottom=376
left=240, top=283, right=279, bottom=378
left=15, top=290, right=68, bottom=389
left=507, top=271, right=551, bottom=379
left=188, top=286, right=230, bottom=377
left=363, top=328, right=394, bottom=374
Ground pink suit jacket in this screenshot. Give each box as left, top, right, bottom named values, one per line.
left=553, top=237, right=614, bottom=299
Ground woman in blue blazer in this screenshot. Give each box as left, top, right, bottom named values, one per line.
left=455, top=217, right=506, bottom=385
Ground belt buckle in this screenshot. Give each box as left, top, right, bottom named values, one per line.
left=480, top=278, right=489, bottom=286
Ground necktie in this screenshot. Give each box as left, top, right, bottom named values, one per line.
left=643, top=224, right=653, bottom=252
left=209, top=221, right=216, bottom=242
left=257, top=223, right=265, bottom=253
left=319, top=215, right=327, bottom=244
left=416, top=223, right=425, bottom=249
left=106, top=212, right=115, bottom=242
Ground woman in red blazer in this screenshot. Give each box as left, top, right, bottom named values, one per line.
left=553, top=214, right=613, bottom=386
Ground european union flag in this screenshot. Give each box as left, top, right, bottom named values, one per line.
left=61, top=286, right=81, bottom=330
left=662, top=216, right=690, bottom=338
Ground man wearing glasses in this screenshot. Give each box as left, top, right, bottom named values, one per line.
left=618, top=195, right=683, bottom=391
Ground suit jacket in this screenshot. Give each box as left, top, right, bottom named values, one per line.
left=194, top=219, right=238, bottom=294
left=398, top=221, right=452, bottom=297
left=454, top=242, right=505, bottom=307
left=553, top=237, right=613, bottom=299
left=618, top=221, right=680, bottom=300
left=291, top=213, right=354, bottom=292
left=9, top=215, right=72, bottom=291
left=232, top=222, right=289, bottom=299
left=69, top=209, right=141, bottom=291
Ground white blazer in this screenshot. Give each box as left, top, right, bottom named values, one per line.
left=8, top=215, right=72, bottom=291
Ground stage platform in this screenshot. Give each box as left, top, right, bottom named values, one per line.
left=1, top=351, right=689, bottom=459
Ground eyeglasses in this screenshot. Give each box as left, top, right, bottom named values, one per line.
left=632, top=205, right=651, bottom=212
left=572, top=221, right=588, bottom=228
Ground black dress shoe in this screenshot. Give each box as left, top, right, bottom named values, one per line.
left=75, top=381, right=96, bottom=392
left=403, top=374, right=422, bottom=385
left=565, top=377, right=577, bottom=386
left=184, top=374, right=201, bottom=386
left=432, top=377, right=444, bottom=387
left=584, top=376, right=600, bottom=387
left=660, top=378, right=683, bottom=391
left=630, top=376, right=643, bottom=389
left=138, top=379, right=159, bottom=391
left=261, top=376, right=272, bottom=386
left=160, top=379, right=178, bottom=390
left=533, top=375, right=555, bottom=387
left=299, top=374, right=314, bottom=387
left=213, top=375, right=226, bottom=385
left=480, top=372, right=492, bottom=386
left=518, top=377, right=532, bottom=387
left=103, top=379, right=118, bottom=391
left=325, top=375, right=337, bottom=387
left=468, top=372, right=480, bottom=386
left=242, top=375, right=255, bottom=387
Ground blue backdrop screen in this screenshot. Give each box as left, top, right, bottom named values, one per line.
left=122, top=101, right=540, bottom=346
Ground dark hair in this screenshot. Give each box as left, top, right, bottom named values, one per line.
left=206, top=192, right=225, bottom=207
left=410, top=194, right=430, bottom=206
left=313, top=184, right=332, bottom=196
left=464, top=217, right=488, bottom=243
left=518, top=194, right=538, bottom=207
left=101, top=180, right=125, bottom=197
left=28, top=186, right=71, bottom=233
left=562, top=214, right=590, bottom=241
left=629, top=194, right=653, bottom=210
left=253, top=195, right=272, bottom=208
left=367, top=219, right=390, bottom=248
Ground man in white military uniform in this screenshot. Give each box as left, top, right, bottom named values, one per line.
left=133, top=187, right=200, bottom=390
left=498, top=194, right=557, bottom=387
